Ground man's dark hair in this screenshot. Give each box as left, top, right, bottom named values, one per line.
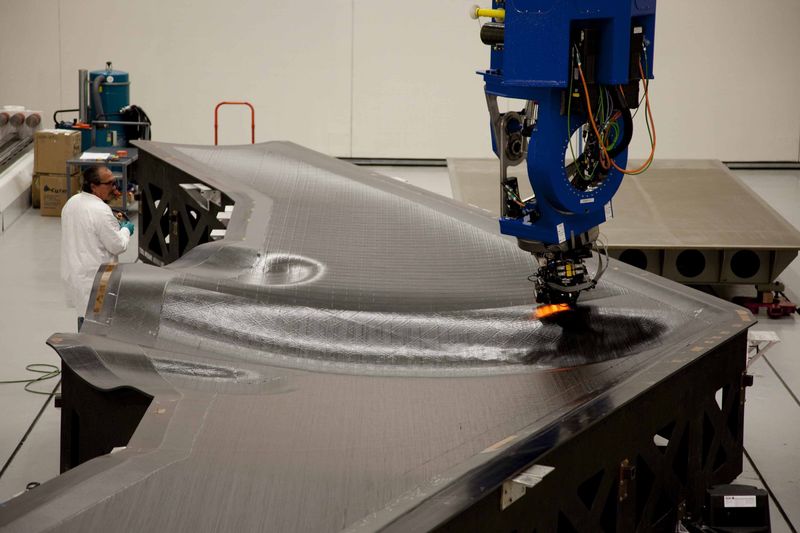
left=82, top=166, right=105, bottom=192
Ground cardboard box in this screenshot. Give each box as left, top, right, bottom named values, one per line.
left=31, top=174, right=40, bottom=208
left=34, top=129, right=81, bottom=175
left=39, top=173, right=82, bottom=217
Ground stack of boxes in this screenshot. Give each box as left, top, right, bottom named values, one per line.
left=33, top=130, right=81, bottom=216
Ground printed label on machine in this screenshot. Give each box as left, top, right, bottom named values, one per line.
left=556, top=223, right=566, bottom=243
left=604, top=202, right=613, bottom=219
left=723, top=495, right=757, bottom=508
left=579, top=198, right=594, bottom=204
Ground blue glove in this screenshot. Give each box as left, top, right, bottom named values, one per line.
left=121, top=221, right=135, bottom=236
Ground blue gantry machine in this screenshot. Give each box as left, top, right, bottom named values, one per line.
left=474, top=0, right=657, bottom=304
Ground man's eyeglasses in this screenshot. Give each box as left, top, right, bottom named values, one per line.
left=98, top=180, right=117, bottom=187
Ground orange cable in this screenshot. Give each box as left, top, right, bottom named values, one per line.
left=577, top=65, right=614, bottom=169
left=577, top=60, right=656, bottom=175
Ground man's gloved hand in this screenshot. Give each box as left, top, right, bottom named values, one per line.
left=121, top=221, right=135, bottom=236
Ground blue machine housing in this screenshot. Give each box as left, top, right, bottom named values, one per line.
left=483, top=0, right=656, bottom=245
left=89, top=67, right=130, bottom=147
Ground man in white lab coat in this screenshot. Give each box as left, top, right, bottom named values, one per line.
left=60, top=166, right=135, bottom=326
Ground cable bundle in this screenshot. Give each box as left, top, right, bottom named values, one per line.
left=567, top=45, right=656, bottom=184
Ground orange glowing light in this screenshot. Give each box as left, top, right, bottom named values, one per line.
left=532, top=303, right=571, bottom=320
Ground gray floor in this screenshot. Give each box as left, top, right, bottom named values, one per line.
left=731, top=171, right=800, bottom=533
left=0, top=168, right=797, bottom=531
left=0, top=211, right=138, bottom=503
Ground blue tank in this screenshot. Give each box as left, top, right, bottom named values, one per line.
left=89, top=64, right=130, bottom=147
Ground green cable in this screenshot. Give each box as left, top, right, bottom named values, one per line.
left=606, top=121, right=620, bottom=150
left=628, top=51, right=654, bottom=175
left=566, top=52, right=586, bottom=181
left=630, top=115, right=654, bottom=175
left=504, top=184, right=522, bottom=202
left=640, top=50, right=653, bottom=143
left=597, top=89, right=610, bottom=146
left=0, top=364, right=61, bottom=395
left=596, top=84, right=605, bottom=124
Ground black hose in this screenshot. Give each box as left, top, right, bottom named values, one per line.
left=480, top=23, right=504, bottom=46
left=92, top=75, right=106, bottom=125
left=120, top=105, right=152, bottom=143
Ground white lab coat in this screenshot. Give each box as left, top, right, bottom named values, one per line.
left=60, top=192, right=131, bottom=316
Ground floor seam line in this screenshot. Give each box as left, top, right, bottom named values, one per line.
left=743, top=447, right=797, bottom=532
left=764, top=354, right=800, bottom=409
left=0, top=379, right=61, bottom=481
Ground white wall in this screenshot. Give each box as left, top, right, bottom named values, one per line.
left=0, top=1, right=61, bottom=130
left=633, top=0, right=800, bottom=161
left=1, top=0, right=798, bottom=161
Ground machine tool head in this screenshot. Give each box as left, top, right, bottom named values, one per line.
left=520, top=229, right=607, bottom=306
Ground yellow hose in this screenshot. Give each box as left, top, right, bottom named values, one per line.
left=470, top=6, right=505, bottom=21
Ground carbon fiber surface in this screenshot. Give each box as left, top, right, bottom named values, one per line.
left=0, top=142, right=753, bottom=532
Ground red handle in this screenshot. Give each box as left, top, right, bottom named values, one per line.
left=214, top=101, right=255, bottom=145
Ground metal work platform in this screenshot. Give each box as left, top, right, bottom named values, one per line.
left=448, top=159, right=800, bottom=286
left=0, top=138, right=32, bottom=234
left=0, top=137, right=32, bottom=176
left=0, top=143, right=754, bottom=531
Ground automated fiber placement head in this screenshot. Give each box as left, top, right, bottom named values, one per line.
left=521, top=227, right=609, bottom=305
left=472, top=1, right=657, bottom=304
